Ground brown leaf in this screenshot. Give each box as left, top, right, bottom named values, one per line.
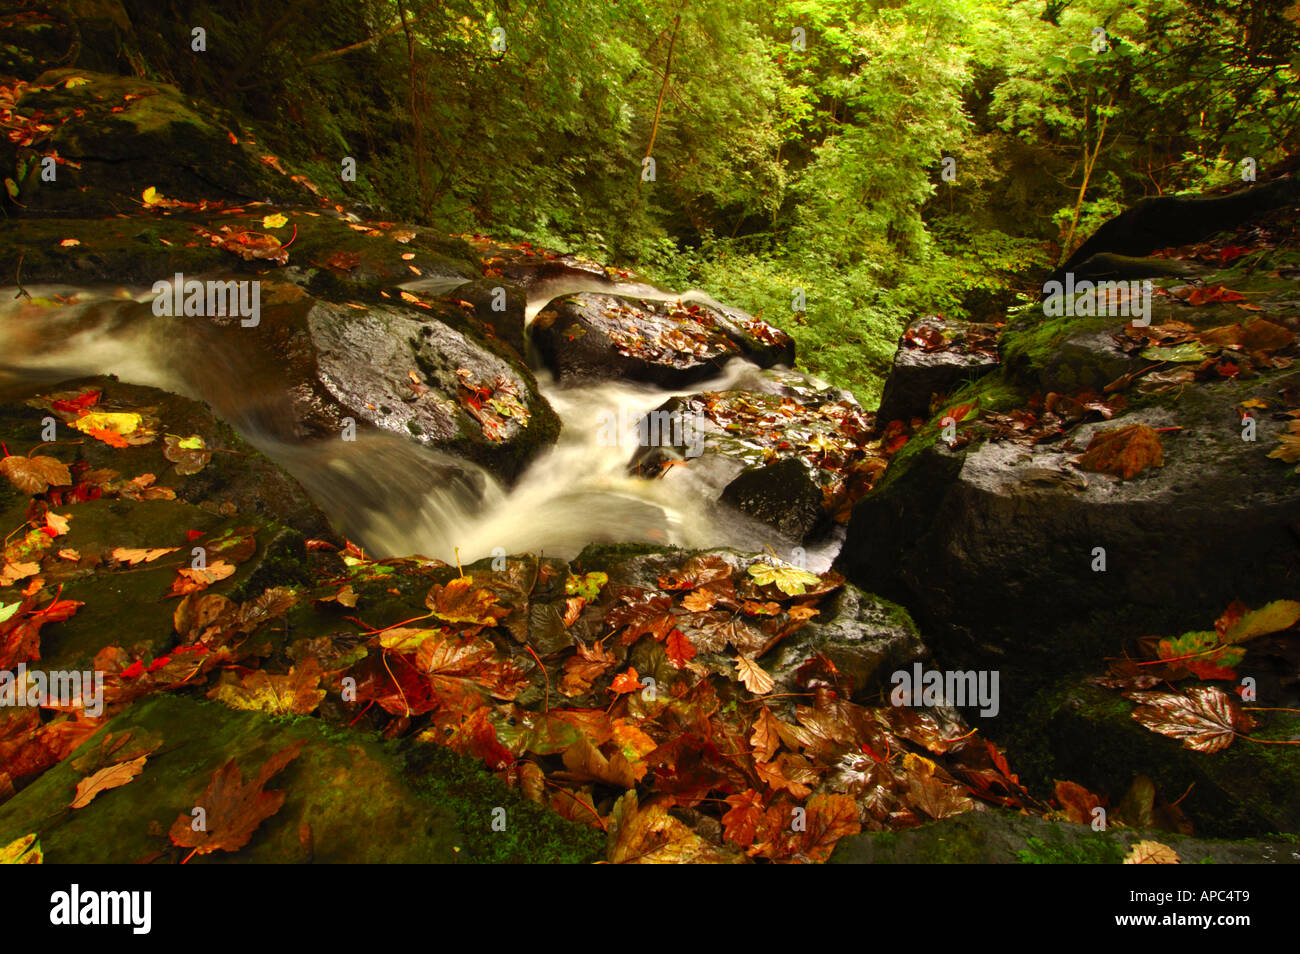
left=168, top=742, right=303, bottom=858
left=1075, top=423, right=1163, bottom=479
left=70, top=755, right=147, bottom=809
left=734, top=655, right=774, bottom=694
left=1127, top=686, right=1254, bottom=752
left=0, top=455, right=70, bottom=494
left=166, top=560, right=236, bottom=596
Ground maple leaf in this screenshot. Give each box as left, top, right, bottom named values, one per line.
left=657, top=554, right=732, bottom=590
left=1124, top=840, right=1180, bottom=864
left=426, top=577, right=510, bottom=629
left=261, top=213, right=288, bottom=229
left=208, top=660, right=326, bottom=715
left=665, top=629, right=696, bottom=668
left=1054, top=779, right=1102, bottom=825
left=1075, top=423, right=1163, bottom=479
left=70, top=755, right=147, bottom=809
left=412, top=628, right=531, bottom=701
left=325, top=250, right=361, bottom=271
left=755, top=752, right=817, bottom=798
left=605, top=590, right=678, bottom=645
left=609, top=667, right=644, bottom=695
left=722, top=789, right=766, bottom=848
left=1127, top=686, right=1254, bottom=752
left=1157, top=630, right=1242, bottom=681
left=112, top=547, right=178, bottom=566
left=559, top=639, right=616, bottom=697
left=0, top=455, right=71, bottom=494
left=168, top=742, right=303, bottom=860
left=1268, top=419, right=1300, bottom=468
left=564, top=571, right=608, bottom=600
left=607, top=792, right=744, bottom=864
left=70, top=411, right=147, bottom=444
left=747, top=560, right=821, bottom=596
left=166, top=559, right=236, bottom=596
left=447, top=706, right=515, bottom=770
left=734, top=655, right=774, bottom=694
left=561, top=735, right=645, bottom=788
left=1220, top=599, right=1300, bottom=643
left=788, top=793, right=861, bottom=863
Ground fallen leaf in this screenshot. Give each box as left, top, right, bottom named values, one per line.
left=0, top=455, right=71, bottom=494
left=1124, top=839, right=1180, bottom=864
left=167, top=742, right=303, bottom=858
left=734, top=655, right=774, bottom=694
left=70, top=755, right=147, bottom=809
left=1075, top=423, right=1163, bottom=479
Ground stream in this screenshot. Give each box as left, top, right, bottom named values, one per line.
left=0, top=278, right=839, bottom=571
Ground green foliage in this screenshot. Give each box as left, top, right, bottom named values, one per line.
left=116, top=0, right=1300, bottom=405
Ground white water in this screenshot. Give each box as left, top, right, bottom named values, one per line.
left=0, top=281, right=836, bottom=570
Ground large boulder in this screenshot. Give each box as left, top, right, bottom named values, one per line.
left=875, top=314, right=1000, bottom=426
left=2, top=70, right=313, bottom=215
left=0, top=694, right=603, bottom=863
left=532, top=292, right=793, bottom=388
left=838, top=188, right=1300, bottom=706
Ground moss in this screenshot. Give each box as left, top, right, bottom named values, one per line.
left=401, top=742, right=605, bottom=864
left=1017, top=833, right=1125, bottom=864
left=0, top=695, right=465, bottom=863
left=1010, top=679, right=1300, bottom=838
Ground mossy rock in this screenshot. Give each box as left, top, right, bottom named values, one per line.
left=0, top=693, right=605, bottom=863
left=829, top=809, right=1300, bottom=864
left=1011, top=679, right=1300, bottom=838
left=0, top=376, right=333, bottom=538
left=7, top=69, right=311, bottom=215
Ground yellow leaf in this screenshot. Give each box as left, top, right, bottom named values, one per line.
left=0, top=833, right=42, bottom=864
left=142, top=186, right=160, bottom=206
left=59, top=238, right=80, bottom=247
left=262, top=213, right=288, bottom=229
left=71, top=411, right=142, bottom=437
left=63, top=77, right=90, bottom=88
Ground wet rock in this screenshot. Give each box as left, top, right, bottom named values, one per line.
left=470, top=236, right=618, bottom=290
left=765, top=583, right=928, bottom=702
left=829, top=809, right=1300, bottom=864
left=1013, top=679, right=1300, bottom=839
left=0, top=375, right=332, bottom=538
left=4, top=70, right=309, bottom=215
left=628, top=372, right=885, bottom=542
left=875, top=314, right=1000, bottom=425
left=840, top=191, right=1300, bottom=691
left=720, top=457, right=825, bottom=541
left=1055, top=174, right=1300, bottom=279
left=532, top=293, right=793, bottom=388
left=0, top=693, right=600, bottom=863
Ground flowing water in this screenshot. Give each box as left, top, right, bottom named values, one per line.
left=0, top=279, right=838, bottom=571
